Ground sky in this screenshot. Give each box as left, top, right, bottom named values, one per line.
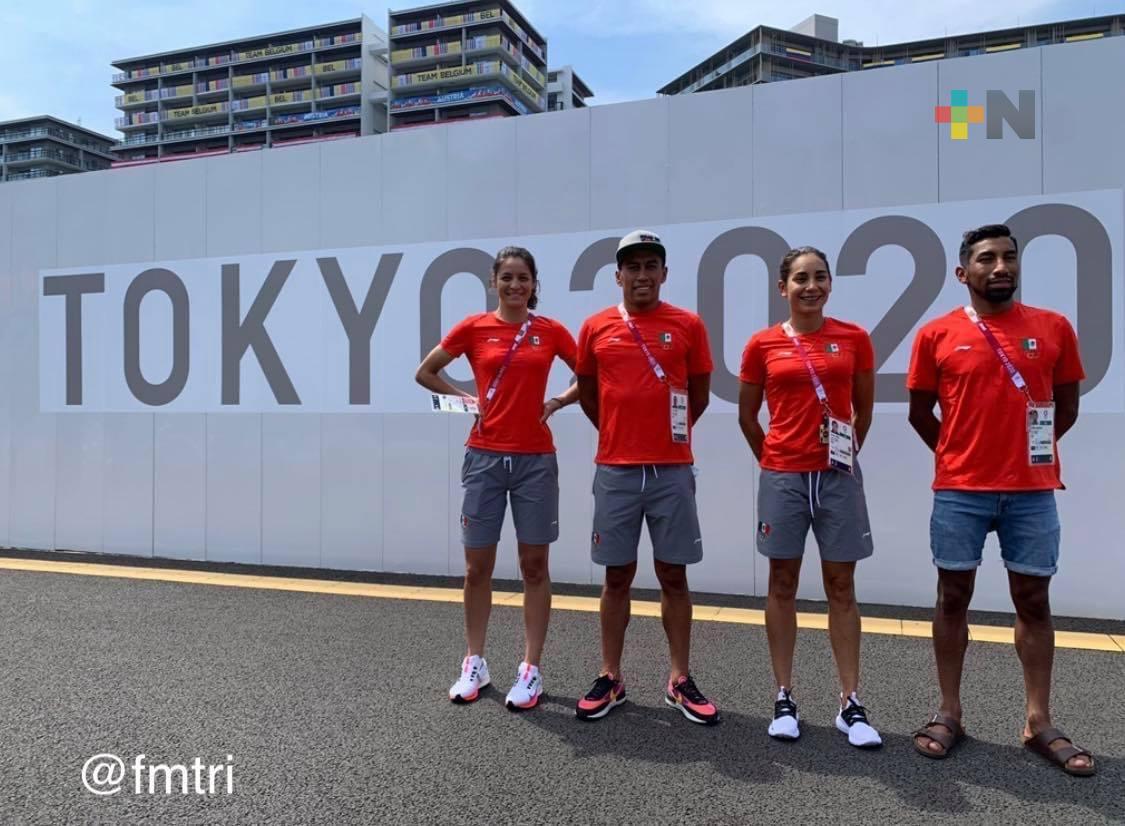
left=1, top=0, right=1122, bottom=138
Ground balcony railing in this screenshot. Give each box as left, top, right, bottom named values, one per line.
left=112, top=31, right=363, bottom=83
left=4, top=147, right=81, bottom=165
left=6, top=168, right=62, bottom=180
left=0, top=127, right=110, bottom=152
left=391, top=8, right=544, bottom=62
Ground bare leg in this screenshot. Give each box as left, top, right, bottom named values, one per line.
left=914, top=569, right=974, bottom=755
left=599, top=562, right=637, bottom=676
left=654, top=561, right=692, bottom=681
left=765, top=558, right=803, bottom=691
left=517, top=542, right=551, bottom=666
left=463, top=546, right=497, bottom=656
left=822, top=560, right=860, bottom=697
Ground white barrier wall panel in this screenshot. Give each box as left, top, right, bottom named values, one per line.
left=206, top=152, right=263, bottom=256
left=1049, top=415, right=1125, bottom=619
left=549, top=414, right=597, bottom=586
left=102, top=415, right=154, bottom=557
left=152, top=162, right=207, bottom=560
left=9, top=180, right=58, bottom=550
left=204, top=414, right=262, bottom=563
left=668, top=87, right=755, bottom=224
left=54, top=416, right=104, bottom=553
left=98, top=167, right=157, bottom=558
left=319, top=135, right=382, bottom=250
left=843, top=63, right=940, bottom=210
left=262, top=415, right=322, bottom=567
left=0, top=187, right=13, bottom=546
left=590, top=98, right=670, bottom=230
left=263, top=144, right=322, bottom=254
left=1042, top=39, right=1125, bottom=193
left=382, top=414, right=450, bottom=575
left=938, top=50, right=1043, bottom=201
left=515, top=107, right=591, bottom=236
left=153, top=415, right=206, bottom=560
left=446, top=118, right=518, bottom=241
left=320, top=414, right=383, bottom=571
left=155, top=160, right=206, bottom=261
left=380, top=127, right=448, bottom=244
left=690, top=413, right=757, bottom=597
left=753, top=74, right=843, bottom=216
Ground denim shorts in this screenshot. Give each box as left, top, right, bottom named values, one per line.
left=929, top=490, right=1060, bottom=577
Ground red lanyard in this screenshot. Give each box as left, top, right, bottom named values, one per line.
left=963, top=306, right=1031, bottom=399
left=477, top=314, right=534, bottom=431
left=782, top=322, right=830, bottom=411
left=617, top=303, right=667, bottom=384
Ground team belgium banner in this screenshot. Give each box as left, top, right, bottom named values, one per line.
left=39, top=190, right=1123, bottom=413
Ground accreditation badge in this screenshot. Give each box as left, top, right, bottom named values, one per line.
left=670, top=387, right=690, bottom=444
left=1027, top=402, right=1056, bottom=465
left=827, top=415, right=854, bottom=474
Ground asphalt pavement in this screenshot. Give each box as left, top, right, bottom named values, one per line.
left=0, top=562, right=1121, bottom=825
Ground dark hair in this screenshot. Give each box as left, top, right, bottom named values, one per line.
left=959, top=224, right=1019, bottom=266
left=779, top=246, right=831, bottom=282
left=492, top=246, right=539, bottom=310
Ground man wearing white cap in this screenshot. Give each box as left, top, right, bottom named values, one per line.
left=573, top=230, right=719, bottom=725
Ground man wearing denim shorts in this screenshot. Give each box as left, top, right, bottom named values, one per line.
left=906, top=224, right=1095, bottom=775
left=572, top=230, right=719, bottom=725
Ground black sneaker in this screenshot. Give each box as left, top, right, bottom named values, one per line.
left=575, top=674, right=626, bottom=721
left=768, top=688, right=800, bottom=740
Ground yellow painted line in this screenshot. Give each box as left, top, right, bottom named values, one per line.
left=0, top=557, right=1120, bottom=653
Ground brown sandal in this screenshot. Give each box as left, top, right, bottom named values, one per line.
left=913, top=713, right=964, bottom=759
left=1023, top=727, right=1097, bottom=776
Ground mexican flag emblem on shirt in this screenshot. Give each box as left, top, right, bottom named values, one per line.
left=661, top=332, right=672, bottom=349
left=1022, top=338, right=1040, bottom=358
left=825, top=343, right=840, bottom=356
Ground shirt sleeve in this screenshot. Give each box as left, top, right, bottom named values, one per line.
left=575, top=319, right=597, bottom=376
left=739, top=335, right=765, bottom=385
left=906, top=326, right=938, bottom=392
left=553, top=320, right=578, bottom=367
left=855, top=329, right=875, bottom=372
left=440, top=316, right=473, bottom=358
left=687, top=314, right=714, bottom=375
left=1053, top=316, right=1086, bottom=385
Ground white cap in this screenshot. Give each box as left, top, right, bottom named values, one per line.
left=616, top=230, right=666, bottom=265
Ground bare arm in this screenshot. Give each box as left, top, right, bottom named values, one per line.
left=852, top=368, right=875, bottom=451
left=738, top=381, right=766, bottom=461
left=415, top=346, right=473, bottom=398
left=687, top=373, right=711, bottom=424
left=1053, top=381, right=1080, bottom=440
left=541, top=355, right=581, bottom=423
left=908, top=389, right=942, bottom=452
left=577, top=373, right=599, bottom=429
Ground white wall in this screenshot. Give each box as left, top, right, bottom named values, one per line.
left=4, top=39, right=1125, bottom=618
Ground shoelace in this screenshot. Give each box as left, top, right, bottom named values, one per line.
left=673, top=675, right=709, bottom=706
left=774, top=695, right=798, bottom=720
left=584, top=674, right=617, bottom=700
left=840, top=702, right=869, bottom=727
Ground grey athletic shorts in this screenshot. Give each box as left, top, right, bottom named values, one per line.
left=460, top=449, right=560, bottom=549
left=756, top=465, right=874, bottom=563
left=591, top=464, right=703, bottom=567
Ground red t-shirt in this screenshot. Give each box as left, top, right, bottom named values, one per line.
left=441, top=313, right=577, bottom=454
left=907, top=303, right=1085, bottom=491
left=576, top=302, right=713, bottom=465
left=740, top=319, right=875, bottom=472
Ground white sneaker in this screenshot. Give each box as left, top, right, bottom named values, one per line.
left=835, top=692, right=882, bottom=748
left=449, top=655, right=490, bottom=704
left=768, top=688, right=800, bottom=740
left=505, top=662, right=543, bottom=711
